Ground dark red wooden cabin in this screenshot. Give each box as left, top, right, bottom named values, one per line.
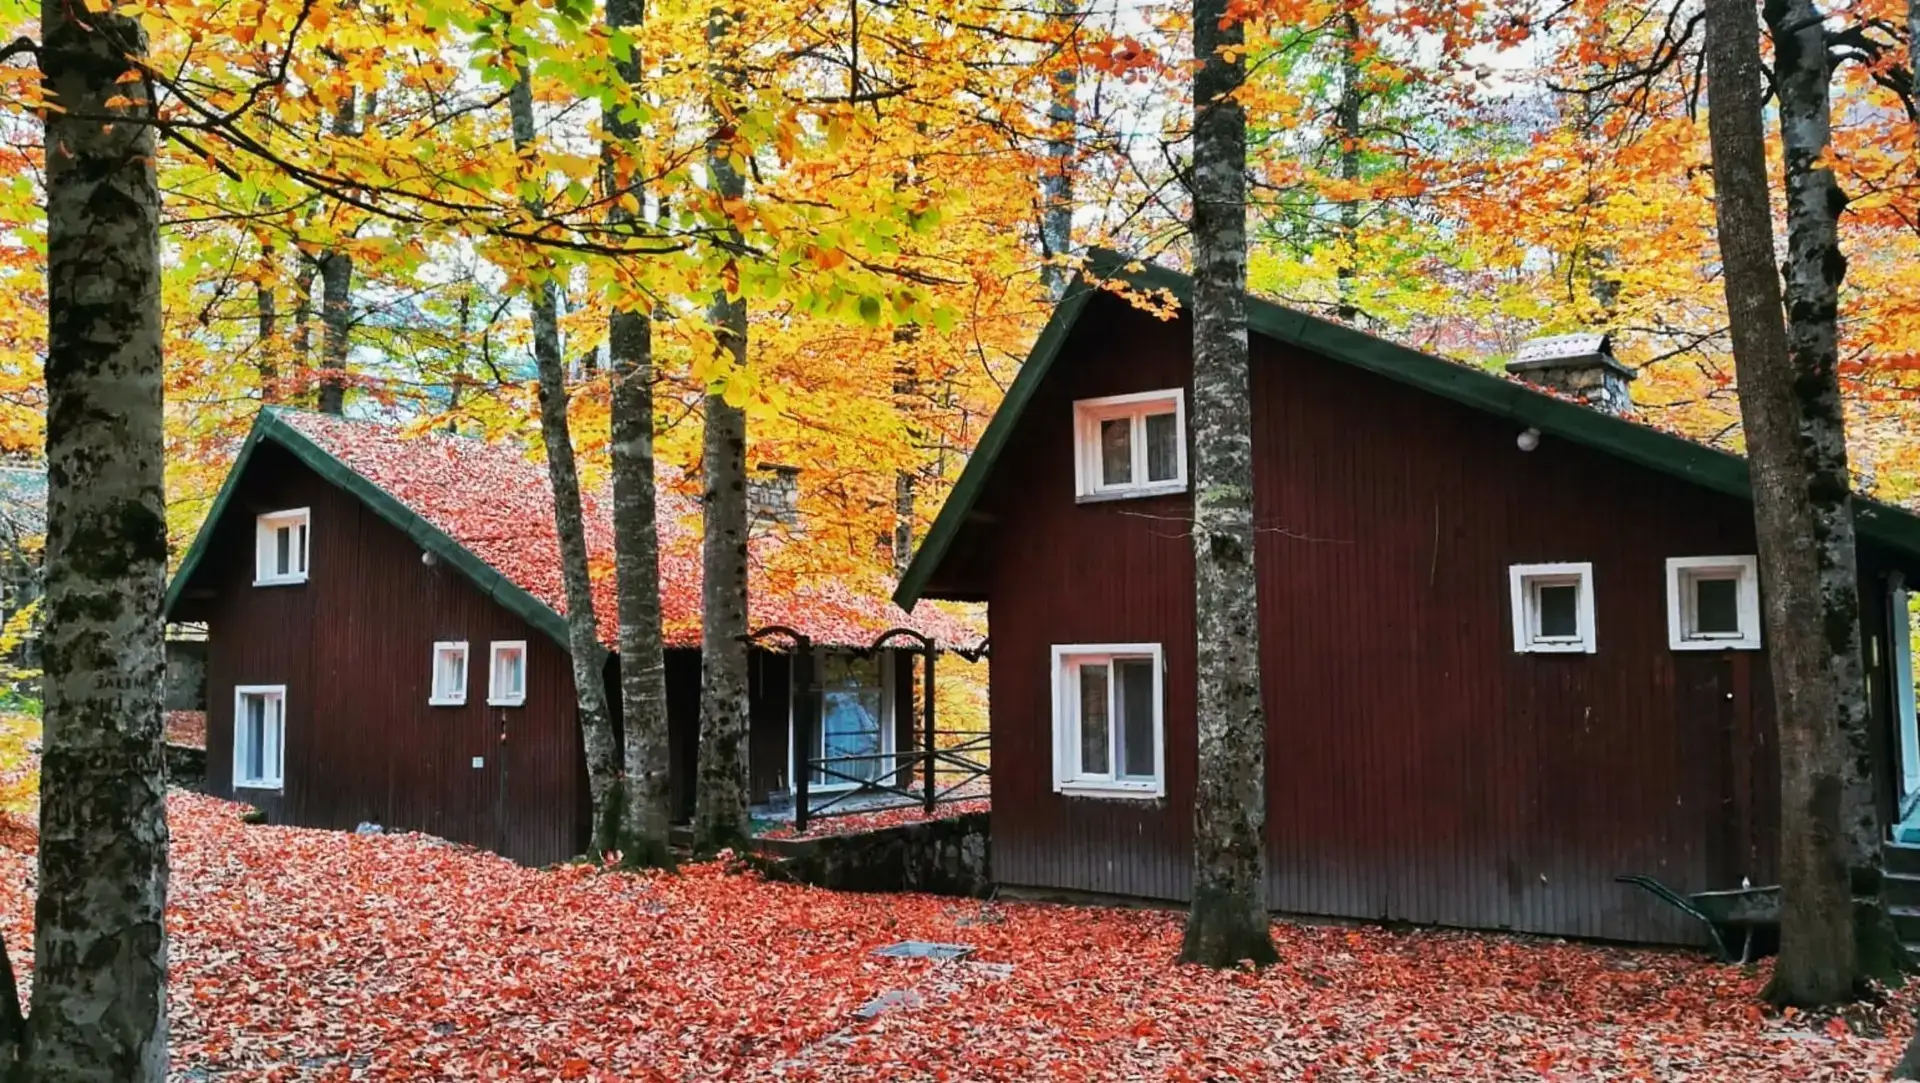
left=896, top=252, right=1920, bottom=945
left=165, top=409, right=975, bottom=865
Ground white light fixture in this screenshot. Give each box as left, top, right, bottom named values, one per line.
left=421, top=550, right=437, bottom=567
left=1517, top=428, right=1541, bottom=452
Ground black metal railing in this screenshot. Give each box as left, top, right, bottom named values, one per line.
left=751, top=625, right=989, bottom=834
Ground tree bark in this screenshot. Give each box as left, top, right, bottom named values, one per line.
left=508, top=59, right=623, bottom=860
left=692, top=5, right=753, bottom=855
left=1762, top=0, right=1910, bottom=992
left=315, top=96, right=356, bottom=416
left=1333, top=10, right=1362, bottom=325
left=1040, top=0, right=1078, bottom=298
left=257, top=231, right=278, bottom=402
left=32, top=3, right=171, bottom=1078
left=1704, top=0, right=1854, bottom=1006
left=1179, top=0, right=1278, bottom=970
left=604, top=0, right=674, bottom=869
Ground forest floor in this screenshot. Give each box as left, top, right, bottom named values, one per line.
left=1, top=792, right=1915, bottom=1081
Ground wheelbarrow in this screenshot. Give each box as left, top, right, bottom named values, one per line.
left=1615, top=875, right=1780, bottom=962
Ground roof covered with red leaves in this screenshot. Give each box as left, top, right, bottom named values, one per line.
left=186, top=409, right=980, bottom=651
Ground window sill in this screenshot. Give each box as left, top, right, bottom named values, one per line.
left=1075, top=483, right=1188, bottom=505
left=1056, top=780, right=1162, bottom=801
left=428, top=697, right=467, bottom=708
left=1516, top=641, right=1594, bottom=655
left=1671, top=637, right=1760, bottom=651
left=487, top=696, right=526, bottom=707
left=252, top=575, right=309, bottom=587
left=234, top=780, right=283, bottom=792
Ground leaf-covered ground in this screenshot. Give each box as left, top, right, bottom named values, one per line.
left=2, top=793, right=1916, bottom=1081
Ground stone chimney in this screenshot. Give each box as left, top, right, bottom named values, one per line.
left=747, top=464, right=801, bottom=528
left=1506, top=332, right=1635, bottom=417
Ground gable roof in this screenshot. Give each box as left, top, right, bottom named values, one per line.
left=895, top=248, right=1920, bottom=609
left=166, top=408, right=981, bottom=651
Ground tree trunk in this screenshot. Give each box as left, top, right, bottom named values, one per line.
left=1705, top=0, right=1854, bottom=1006
left=292, top=256, right=315, bottom=370
left=32, top=3, right=171, bottom=1078
left=1762, top=0, right=1910, bottom=992
left=257, top=231, right=278, bottom=402
left=1040, top=0, right=1078, bottom=298
left=508, top=59, right=623, bottom=860
left=604, top=0, right=674, bottom=869
left=692, top=6, right=753, bottom=855
left=1179, top=0, right=1278, bottom=970
left=1333, top=10, right=1362, bottom=325
left=315, top=96, right=356, bottom=416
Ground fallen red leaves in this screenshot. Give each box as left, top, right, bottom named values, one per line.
left=2, top=793, right=1916, bottom=1081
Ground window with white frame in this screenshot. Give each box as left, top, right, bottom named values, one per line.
left=1051, top=644, right=1165, bottom=797
left=1666, top=556, right=1761, bottom=650
left=488, top=640, right=527, bottom=706
left=1509, top=563, right=1597, bottom=654
left=254, top=508, right=310, bottom=585
left=430, top=641, right=469, bottom=706
left=233, top=685, right=286, bottom=789
left=1072, top=390, right=1187, bottom=500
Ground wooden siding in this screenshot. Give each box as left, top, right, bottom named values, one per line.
left=977, top=293, right=1911, bottom=944
left=181, top=442, right=588, bottom=865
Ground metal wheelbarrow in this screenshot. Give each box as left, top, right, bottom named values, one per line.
left=1615, top=875, right=1780, bottom=962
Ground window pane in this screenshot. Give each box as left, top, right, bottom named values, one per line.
left=1536, top=583, right=1579, bottom=638
left=1077, top=664, right=1110, bottom=776
left=1694, top=576, right=1741, bottom=635
left=1116, top=659, right=1156, bottom=780
left=296, top=523, right=308, bottom=573
left=275, top=526, right=291, bottom=576
left=1144, top=412, right=1178, bottom=483
left=817, top=653, right=884, bottom=784
left=1099, top=419, right=1132, bottom=486
left=245, top=695, right=265, bottom=781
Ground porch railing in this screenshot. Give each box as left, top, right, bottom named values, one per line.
left=749, top=625, right=989, bottom=834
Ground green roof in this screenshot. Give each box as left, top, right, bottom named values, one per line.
left=894, top=248, right=1920, bottom=609
left=163, top=408, right=574, bottom=648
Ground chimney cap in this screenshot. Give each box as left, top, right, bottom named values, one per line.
left=1507, top=332, right=1635, bottom=380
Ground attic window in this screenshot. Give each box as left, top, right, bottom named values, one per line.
left=430, top=641, right=469, bottom=706
left=254, top=508, right=310, bottom=586
left=1072, top=390, right=1187, bottom=501
left=1509, top=563, right=1596, bottom=654
left=1666, top=556, right=1761, bottom=650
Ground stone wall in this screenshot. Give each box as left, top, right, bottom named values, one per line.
left=761, top=811, right=990, bottom=897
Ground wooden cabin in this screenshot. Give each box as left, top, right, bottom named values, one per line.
left=894, top=251, right=1920, bottom=945
left=164, top=409, right=977, bottom=865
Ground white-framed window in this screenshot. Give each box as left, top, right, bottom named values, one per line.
left=1051, top=643, right=1165, bottom=798
left=1666, top=555, right=1761, bottom=650
left=233, top=685, right=286, bottom=790
left=430, top=641, right=469, bottom=706
left=488, top=640, right=528, bottom=706
left=806, top=651, right=896, bottom=791
left=1508, top=562, right=1597, bottom=654
left=1072, top=390, right=1188, bottom=501
left=253, top=508, right=310, bottom=585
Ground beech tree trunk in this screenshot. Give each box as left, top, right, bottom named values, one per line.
left=1704, top=0, right=1854, bottom=1006
left=1179, top=0, right=1278, bottom=970
left=508, top=62, right=623, bottom=860
left=315, top=96, right=356, bottom=416
left=257, top=228, right=278, bottom=401
left=604, top=0, right=674, bottom=868
left=1762, top=0, right=1910, bottom=993
left=1333, top=10, right=1362, bottom=325
left=692, top=6, right=753, bottom=855
left=30, top=3, right=171, bottom=1078
left=1040, top=0, right=1077, bottom=298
